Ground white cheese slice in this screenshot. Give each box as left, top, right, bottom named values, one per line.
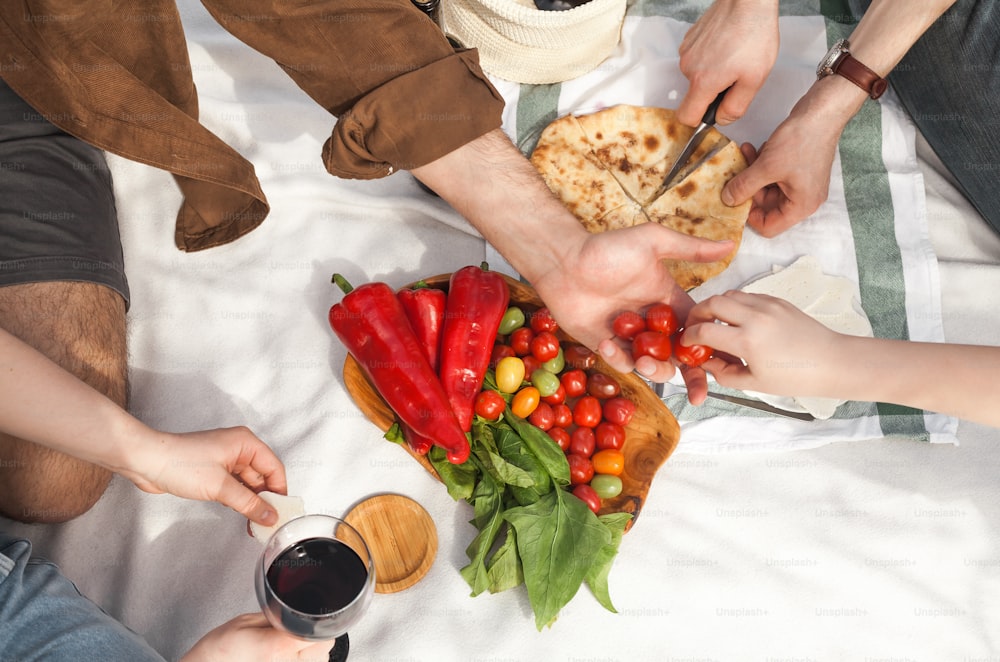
left=249, top=491, right=306, bottom=542
left=740, top=255, right=873, bottom=419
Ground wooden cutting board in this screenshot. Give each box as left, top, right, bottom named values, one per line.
left=342, top=273, right=681, bottom=529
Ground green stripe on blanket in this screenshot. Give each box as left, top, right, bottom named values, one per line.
left=822, top=0, right=930, bottom=439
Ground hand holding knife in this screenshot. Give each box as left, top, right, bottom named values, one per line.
left=656, top=86, right=732, bottom=196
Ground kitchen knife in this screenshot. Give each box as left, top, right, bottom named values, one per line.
left=655, top=87, right=730, bottom=196
left=650, top=380, right=816, bottom=421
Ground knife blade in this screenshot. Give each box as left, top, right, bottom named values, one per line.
left=650, top=380, right=815, bottom=421
left=701, top=392, right=816, bottom=421
left=655, top=87, right=729, bottom=196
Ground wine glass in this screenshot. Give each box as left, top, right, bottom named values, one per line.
left=255, top=514, right=376, bottom=660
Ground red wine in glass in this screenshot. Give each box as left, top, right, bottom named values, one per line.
left=256, top=515, right=375, bottom=661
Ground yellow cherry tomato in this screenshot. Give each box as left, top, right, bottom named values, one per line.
left=511, top=386, right=541, bottom=418
left=495, top=356, right=526, bottom=393
left=591, top=449, right=625, bottom=476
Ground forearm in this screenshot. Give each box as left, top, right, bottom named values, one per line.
left=848, top=0, right=957, bottom=79
left=830, top=335, right=1000, bottom=427
left=810, top=0, right=958, bottom=125
left=410, top=128, right=589, bottom=286
left=0, top=327, right=151, bottom=474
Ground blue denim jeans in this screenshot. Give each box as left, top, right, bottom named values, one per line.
left=849, top=0, right=1000, bottom=232
left=0, top=532, right=166, bottom=661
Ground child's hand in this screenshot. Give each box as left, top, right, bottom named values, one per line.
left=683, top=290, right=845, bottom=398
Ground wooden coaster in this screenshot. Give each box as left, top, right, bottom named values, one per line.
left=343, top=494, right=437, bottom=594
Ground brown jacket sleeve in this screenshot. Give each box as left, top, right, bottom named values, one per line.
left=201, top=0, right=506, bottom=179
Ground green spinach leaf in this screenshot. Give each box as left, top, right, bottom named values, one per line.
left=504, top=410, right=570, bottom=487
left=585, top=512, right=632, bottom=612
left=504, top=488, right=612, bottom=629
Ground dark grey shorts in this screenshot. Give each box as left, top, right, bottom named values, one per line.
left=0, top=78, right=129, bottom=307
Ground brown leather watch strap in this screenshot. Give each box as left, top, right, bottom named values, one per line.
left=833, top=52, right=888, bottom=100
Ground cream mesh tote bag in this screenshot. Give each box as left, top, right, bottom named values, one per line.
left=441, top=0, right=627, bottom=84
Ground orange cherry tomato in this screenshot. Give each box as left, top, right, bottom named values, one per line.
left=591, top=449, right=625, bottom=476
left=511, top=386, right=541, bottom=418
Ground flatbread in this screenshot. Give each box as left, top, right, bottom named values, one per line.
left=529, top=105, right=751, bottom=289
left=530, top=114, right=633, bottom=226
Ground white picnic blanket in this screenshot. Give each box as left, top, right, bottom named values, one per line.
left=4, top=2, right=998, bottom=661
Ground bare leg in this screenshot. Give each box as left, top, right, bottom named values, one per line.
left=0, top=281, right=127, bottom=523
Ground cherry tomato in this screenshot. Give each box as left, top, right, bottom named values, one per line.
left=572, top=484, right=601, bottom=514
left=602, top=397, right=637, bottom=427
left=530, top=331, right=560, bottom=362
left=595, top=420, right=626, bottom=450
left=612, top=310, right=646, bottom=340
left=547, top=426, right=571, bottom=451
left=530, top=368, right=561, bottom=398
left=573, top=395, right=603, bottom=428
left=563, top=344, right=596, bottom=369
left=560, top=369, right=588, bottom=398
left=552, top=403, right=574, bottom=428
left=587, top=372, right=621, bottom=399
left=673, top=330, right=713, bottom=367
left=474, top=390, right=505, bottom=421
left=590, top=474, right=623, bottom=499
left=569, top=426, right=596, bottom=457
left=495, top=356, right=526, bottom=393
left=528, top=401, right=555, bottom=431
left=632, top=330, right=672, bottom=361
left=529, top=307, right=559, bottom=333
left=521, top=355, right=542, bottom=378
left=509, top=327, right=534, bottom=356
left=490, top=343, right=516, bottom=369
left=540, top=382, right=566, bottom=405
left=541, top=347, right=565, bottom=374
left=645, top=303, right=678, bottom=336
left=567, top=453, right=595, bottom=485
left=592, top=449, right=625, bottom=476
left=498, top=306, right=526, bottom=335
left=511, top=386, right=540, bottom=418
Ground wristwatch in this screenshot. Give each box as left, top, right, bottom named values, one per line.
left=816, top=38, right=888, bottom=100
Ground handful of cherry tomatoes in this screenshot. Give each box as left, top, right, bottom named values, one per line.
left=613, top=302, right=713, bottom=367
left=473, top=306, right=637, bottom=514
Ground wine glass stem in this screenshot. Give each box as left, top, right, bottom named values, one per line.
left=329, top=633, right=350, bottom=662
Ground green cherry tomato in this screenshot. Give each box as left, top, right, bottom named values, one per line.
left=590, top=474, right=623, bottom=499
left=530, top=368, right=561, bottom=398
left=498, top=306, right=526, bottom=335
left=541, top=347, right=565, bottom=374
left=495, top=356, right=526, bottom=393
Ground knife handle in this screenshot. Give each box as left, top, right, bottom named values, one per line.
left=701, top=86, right=731, bottom=126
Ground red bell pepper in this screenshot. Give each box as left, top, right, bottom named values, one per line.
left=330, top=274, right=470, bottom=464
left=397, top=282, right=446, bottom=372
left=438, top=264, right=510, bottom=432
left=384, top=422, right=434, bottom=456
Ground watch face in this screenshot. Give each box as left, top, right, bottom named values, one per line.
left=816, top=38, right=848, bottom=78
